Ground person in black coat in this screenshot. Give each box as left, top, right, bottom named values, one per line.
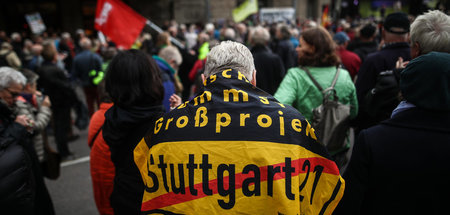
left=102, top=50, right=165, bottom=215
left=0, top=67, right=55, bottom=215
left=37, top=40, right=75, bottom=159
left=336, top=51, right=450, bottom=215
left=336, top=11, right=450, bottom=214
left=272, top=24, right=296, bottom=72
left=354, top=12, right=411, bottom=132
left=250, top=26, right=285, bottom=95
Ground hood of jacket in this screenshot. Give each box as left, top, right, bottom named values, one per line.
left=103, top=104, right=164, bottom=146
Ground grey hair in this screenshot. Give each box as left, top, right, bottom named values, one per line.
left=224, top=28, right=236, bottom=40
left=410, top=10, right=450, bottom=54
left=251, top=26, right=270, bottom=45
left=0, top=67, right=26, bottom=90
left=79, top=38, right=92, bottom=50
left=204, top=41, right=255, bottom=81
left=11, top=32, right=20, bottom=40
left=159, top=46, right=183, bottom=66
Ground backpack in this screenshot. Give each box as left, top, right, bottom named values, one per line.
left=0, top=51, right=12, bottom=67
left=303, top=66, right=351, bottom=155
left=363, top=69, right=402, bottom=121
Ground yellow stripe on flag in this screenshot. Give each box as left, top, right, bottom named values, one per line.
left=232, top=0, right=258, bottom=23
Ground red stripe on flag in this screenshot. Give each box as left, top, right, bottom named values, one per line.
left=141, top=156, right=339, bottom=211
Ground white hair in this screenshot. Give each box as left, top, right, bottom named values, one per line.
left=205, top=23, right=215, bottom=32
left=410, top=10, right=450, bottom=54
left=159, top=46, right=183, bottom=66
left=62, top=32, right=71, bottom=40
left=224, top=28, right=236, bottom=40
left=0, top=67, right=26, bottom=90
left=250, top=26, right=270, bottom=45
left=11, top=32, right=20, bottom=41
left=204, top=41, right=255, bottom=81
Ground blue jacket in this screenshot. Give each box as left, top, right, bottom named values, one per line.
left=153, top=56, right=176, bottom=112
left=72, top=50, right=103, bottom=86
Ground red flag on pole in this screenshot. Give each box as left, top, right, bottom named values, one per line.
left=95, top=0, right=146, bottom=49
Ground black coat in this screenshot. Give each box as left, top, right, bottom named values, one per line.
left=347, top=40, right=378, bottom=62
left=273, top=39, right=296, bottom=72
left=336, top=108, right=450, bottom=214
left=103, top=104, right=164, bottom=215
left=251, top=45, right=285, bottom=95
left=0, top=101, right=35, bottom=214
left=37, top=61, right=75, bottom=107
left=354, top=42, right=411, bottom=130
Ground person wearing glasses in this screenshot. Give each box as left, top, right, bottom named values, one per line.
left=0, top=67, right=36, bottom=213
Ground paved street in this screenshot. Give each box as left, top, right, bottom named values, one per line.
left=45, top=125, right=98, bottom=214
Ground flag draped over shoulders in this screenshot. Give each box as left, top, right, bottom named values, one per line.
left=134, top=69, right=344, bottom=214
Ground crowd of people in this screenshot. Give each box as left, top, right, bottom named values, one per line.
left=0, top=8, right=449, bottom=215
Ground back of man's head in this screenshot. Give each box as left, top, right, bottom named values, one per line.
left=204, top=41, right=255, bottom=81
left=79, top=38, right=92, bottom=50
left=159, top=46, right=183, bottom=67
left=383, top=12, right=410, bottom=42
left=41, top=40, right=56, bottom=62
left=250, top=26, right=270, bottom=46
left=410, top=10, right=450, bottom=55
left=359, top=23, right=377, bottom=39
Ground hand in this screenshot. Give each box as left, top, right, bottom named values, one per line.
left=35, top=91, right=42, bottom=97
left=41, top=96, right=51, bottom=107
left=395, top=57, right=409, bottom=69
left=169, top=94, right=182, bottom=110
left=15, top=115, right=33, bottom=129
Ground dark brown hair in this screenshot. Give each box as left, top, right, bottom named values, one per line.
left=298, top=27, right=340, bottom=67
left=105, top=49, right=163, bottom=107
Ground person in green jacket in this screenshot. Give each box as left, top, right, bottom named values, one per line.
left=274, top=27, right=358, bottom=123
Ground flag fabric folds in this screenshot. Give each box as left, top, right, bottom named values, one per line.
left=95, top=0, right=146, bottom=49
left=134, top=69, right=345, bottom=214
left=232, top=0, right=259, bottom=23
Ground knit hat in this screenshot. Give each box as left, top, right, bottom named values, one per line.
left=400, top=52, right=450, bottom=111
left=384, top=12, right=410, bottom=34
left=333, top=32, right=350, bottom=45
left=360, top=23, right=376, bottom=38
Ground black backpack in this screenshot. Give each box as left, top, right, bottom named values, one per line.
left=363, top=69, right=402, bottom=121
left=0, top=51, right=12, bottom=67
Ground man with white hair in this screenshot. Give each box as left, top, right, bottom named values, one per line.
left=0, top=67, right=56, bottom=214
left=72, top=37, right=103, bottom=116
left=134, top=41, right=345, bottom=214
left=250, top=26, right=285, bottom=95
left=335, top=10, right=450, bottom=214
left=153, top=45, right=183, bottom=112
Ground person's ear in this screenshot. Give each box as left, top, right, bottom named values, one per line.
left=251, top=70, right=256, bottom=86
left=411, top=42, right=421, bottom=59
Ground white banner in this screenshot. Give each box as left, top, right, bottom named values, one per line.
left=259, top=7, right=295, bottom=24
left=25, top=12, right=46, bottom=35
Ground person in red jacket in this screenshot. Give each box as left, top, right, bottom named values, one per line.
left=333, top=31, right=361, bottom=81
left=88, top=81, right=114, bottom=215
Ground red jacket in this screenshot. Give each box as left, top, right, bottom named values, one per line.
left=338, top=47, right=361, bottom=80
left=88, top=102, right=114, bottom=215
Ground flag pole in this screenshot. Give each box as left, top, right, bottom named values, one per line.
left=146, top=20, right=185, bottom=49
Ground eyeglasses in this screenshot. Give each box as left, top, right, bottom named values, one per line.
left=4, top=88, right=20, bottom=98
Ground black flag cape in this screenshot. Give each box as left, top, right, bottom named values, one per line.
left=134, top=69, right=344, bottom=214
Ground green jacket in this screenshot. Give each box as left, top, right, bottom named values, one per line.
left=274, top=66, right=358, bottom=122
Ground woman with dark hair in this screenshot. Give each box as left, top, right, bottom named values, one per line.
left=274, top=27, right=358, bottom=163
left=102, top=49, right=165, bottom=215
